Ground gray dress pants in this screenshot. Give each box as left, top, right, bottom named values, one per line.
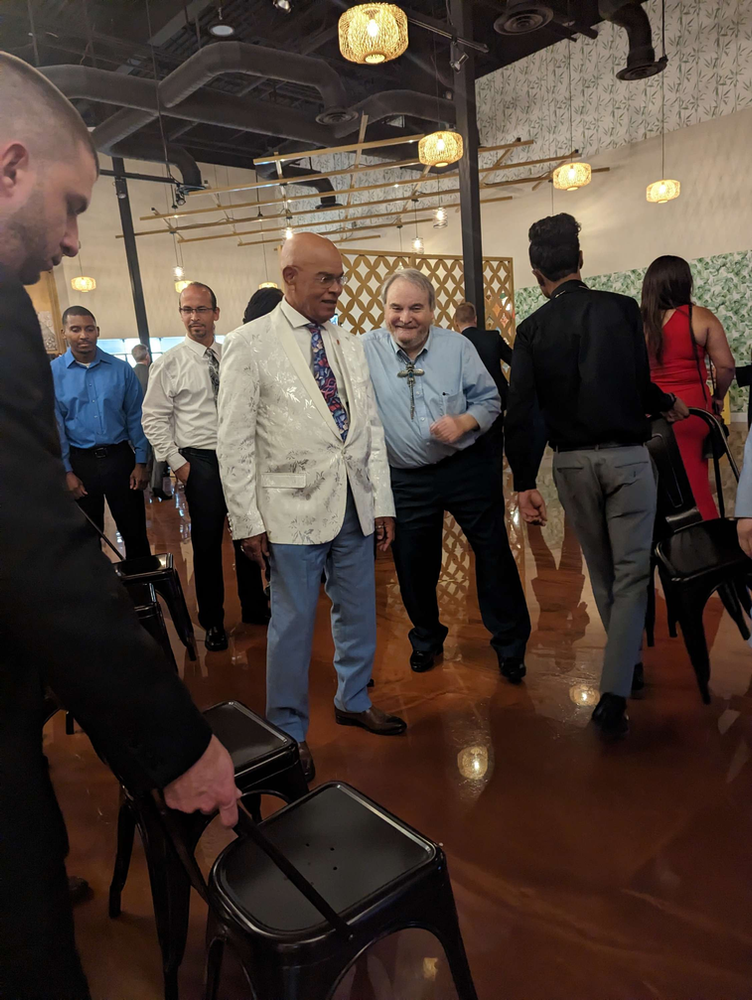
left=553, top=444, right=656, bottom=697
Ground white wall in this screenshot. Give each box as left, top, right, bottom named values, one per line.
left=56, top=158, right=275, bottom=339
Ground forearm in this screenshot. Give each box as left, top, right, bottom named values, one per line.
left=714, top=365, right=735, bottom=402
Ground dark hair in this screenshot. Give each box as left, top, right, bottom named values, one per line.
left=641, top=255, right=693, bottom=364
left=62, top=305, right=96, bottom=327
left=243, top=287, right=283, bottom=324
left=180, top=281, right=217, bottom=310
left=528, top=213, right=581, bottom=282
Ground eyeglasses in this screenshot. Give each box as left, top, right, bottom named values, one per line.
left=315, top=273, right=349, bottom=287
left=179, top=306, right=214, bottom=316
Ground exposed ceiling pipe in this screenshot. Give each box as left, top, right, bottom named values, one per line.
left=333, top=90, right=456, bottom=138
left=107, top=139, right=203, bottom=190
left=599, top=0, right=667, bottom=80
left=255, top=161, right=338, bottom=208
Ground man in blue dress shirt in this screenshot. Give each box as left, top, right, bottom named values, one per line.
left=362, top=268, right=531, bottom=679
left=51, top=306, right=151, bottom=558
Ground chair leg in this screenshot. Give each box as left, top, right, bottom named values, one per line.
left=65, top=711, right=75, bottom=735
left=673, top=586, right=713, bottom=704
left=109, top=796, right=137, bottom=918
left=431, top=878, right=479, bottom=1000
left=645, top=564, right=656, bottom=648
left=719, top=581, right=751, bottom=641
left=736, top=578, right=752, bottom=616
left=203, top=934, right=225, bottom=1000
left=273, top=762, right=310, bottom=803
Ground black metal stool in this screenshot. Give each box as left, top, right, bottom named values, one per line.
left=109, top=701, right=308, bottom=1000
left=200, top=782, right=478, bottom=1000
left=114, top=553, right=197, bottom=661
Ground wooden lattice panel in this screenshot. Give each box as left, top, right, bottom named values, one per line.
left=337, top=249, right=515, bottom=340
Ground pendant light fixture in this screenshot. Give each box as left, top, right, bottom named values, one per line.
left=70, top=245, right=96, bottom=293
left=412, top=202, right=423, bottom=253
left=339, top=4, right=409, bottom=65
left=419, top=130, right=463, bottom=169
left=209, top=4, right=235, bottom=36
left=174, top=279, right=195, bottom=294
left=646, top=1, right=678, bottom=204
left=433, top=178, right=447, bottom=228
left=553, top=8, right=591, bottom=192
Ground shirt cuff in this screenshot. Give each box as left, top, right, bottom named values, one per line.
left=63, top=458, right=73, bottom=474
left=167, top=449, right=186, bottom=471
left=467, top=404, right=496, bottom=435
left=134, top=448, right=149, bottom=464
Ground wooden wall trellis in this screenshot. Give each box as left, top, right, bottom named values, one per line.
left=337, top=250, right=515, bottom=346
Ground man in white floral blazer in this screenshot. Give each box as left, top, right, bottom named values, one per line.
left=217, top=233, right=404, bottom=779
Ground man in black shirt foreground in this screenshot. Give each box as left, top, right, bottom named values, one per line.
left=0, top=53, right=240, bottom=998
left=506, top=214, right=688, bottom=738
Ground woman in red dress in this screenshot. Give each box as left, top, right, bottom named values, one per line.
left=642, top=255, right=735, bottom=520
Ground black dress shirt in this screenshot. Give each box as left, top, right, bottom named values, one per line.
left=506, top=280, right=674, bottom=491
left=461, top=326, right=512, bottom=408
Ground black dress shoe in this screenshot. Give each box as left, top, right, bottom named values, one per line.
left=631, top=662, right=645, bottom=693
left=335, top=706, right=407, bottom=735
left=204, top=625, right=228, bottom=652
left=298, top=741, right=315, bottom=783
left=410, top=646, right=443, bottom=673
left=68, top=876, right=92, bottom=906
left=499, top=656, right=527, bottom=685
left=242, top=608, right=271, bottom=626
left=591, top=693, right=629, bottom=738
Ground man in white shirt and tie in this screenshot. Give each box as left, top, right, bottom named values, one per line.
left=217, top=233, right=404, bottom=781
left=142, top=282, right=267, bottom=652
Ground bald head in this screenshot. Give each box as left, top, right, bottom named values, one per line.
left=280, top=232, right=345, bottom=324
left=0, top=53, right=98, bottom=284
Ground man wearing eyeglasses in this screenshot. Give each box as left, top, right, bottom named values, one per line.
left=142, top=281, right=267, bottom=652
left=217, top=233, right=402, bottom=781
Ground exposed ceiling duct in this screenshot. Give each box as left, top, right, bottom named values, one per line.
left=599, top=0, right=667, bottom=80
left=254, top=161, right=339, bottom=208
left=107, top=139, right=204, bottom=190
left=493, top=2, right=554, bottom=35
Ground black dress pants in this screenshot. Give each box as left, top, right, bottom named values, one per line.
left=1, top=716, right=90, bottom=999
left=182, top=447, right=266, bottom=630
left=71, top=441, right=150, bottom=560
left=390, top=442, right=531, bottom=659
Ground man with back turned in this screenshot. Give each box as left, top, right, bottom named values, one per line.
left=505, top=214, right=688, bottom=738
left=0, top=53, right=240, bottom=999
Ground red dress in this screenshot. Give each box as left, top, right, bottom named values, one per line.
left=650, top=304, right=718, bottom=520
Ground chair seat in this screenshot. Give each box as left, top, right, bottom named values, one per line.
left=115, top=552, right=174, bottom=580
left=657, top=518, right=750, bottom=582
left=204, top=701, right=298, bottom=780
left=212, top=783, right=435, bottom=934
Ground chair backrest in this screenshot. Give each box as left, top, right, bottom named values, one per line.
left=687, top=407, right=740, bottom=518
left=646, top=418, right=703, bottom=538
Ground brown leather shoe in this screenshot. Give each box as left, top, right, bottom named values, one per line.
left=334, top=705, right=407, bottom=735
left=68, top=875, right=92, bottom=906
left=298, top=741, right=315, bottom=783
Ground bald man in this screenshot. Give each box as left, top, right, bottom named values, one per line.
left=218, top=233, right=403, bottom=779
left=0, top=53, right=239, bottom=999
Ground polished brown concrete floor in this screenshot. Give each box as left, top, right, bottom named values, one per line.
left=48, top=440, right=752, bottom=999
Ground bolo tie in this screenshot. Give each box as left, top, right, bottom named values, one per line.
left=397, top=358, right=425, bottom=419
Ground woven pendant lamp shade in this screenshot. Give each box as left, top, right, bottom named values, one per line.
left=646, top=178, right=680, bottom=204
left=418, top=131, right=463, bottom=169
left=338, top=4, right=408, bottom=65
left=553, top=161, right=591, bottom=191
left=70, top=275, right=96, bottom=292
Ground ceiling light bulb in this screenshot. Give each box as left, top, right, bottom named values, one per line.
left=435, top=206, right=447, bottom=223
left=173, top=264, right=185, bottom=280
left=274, top=0, right=292, bottom=10
left=285, top=225, right=294, bottom=240
left=367, top=17, right=380, bottom=37
left=209, top=7, right=235, bottom=36
left=412, top=235, right=424, bottom=253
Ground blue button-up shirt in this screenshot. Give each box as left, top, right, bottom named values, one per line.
left=361, top=326, right=501, bottom=469
left=51, top=347, right=149, bottom=472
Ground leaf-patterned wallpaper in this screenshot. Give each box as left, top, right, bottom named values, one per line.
left=476, top=0, right=752, bottom=178
left=514, top=250, right=752, bottom=412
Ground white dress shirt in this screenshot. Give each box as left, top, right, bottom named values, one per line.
left=141, top=335, right=221, bottom=470
left=280, top=299, right=348, bottom=409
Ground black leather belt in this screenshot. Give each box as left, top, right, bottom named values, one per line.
left=554, top=441, right=640, bottom=453
left=70, top=442, right=128, bottom=459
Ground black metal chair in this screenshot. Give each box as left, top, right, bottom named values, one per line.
left=648, top=410, right=751, bottom=701
left=114, top=553, right=197, bottom=661
left=109, top=700, right=308, bottom=1000
left=155, top=781, right=478, bottom=1000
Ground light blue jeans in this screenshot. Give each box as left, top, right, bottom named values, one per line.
left=266, top=491, right=375, bottom=742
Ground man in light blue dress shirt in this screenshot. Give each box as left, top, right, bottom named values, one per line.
left=51, top=305, right=151, bottom=558
left=362, top=268, right=531, bottom=680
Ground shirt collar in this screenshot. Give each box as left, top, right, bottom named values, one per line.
left=64, top=346, right=110, bottom=368
left=183, top=334, right=219, bottom=357
left=550, top=279, right=589, bottom=299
